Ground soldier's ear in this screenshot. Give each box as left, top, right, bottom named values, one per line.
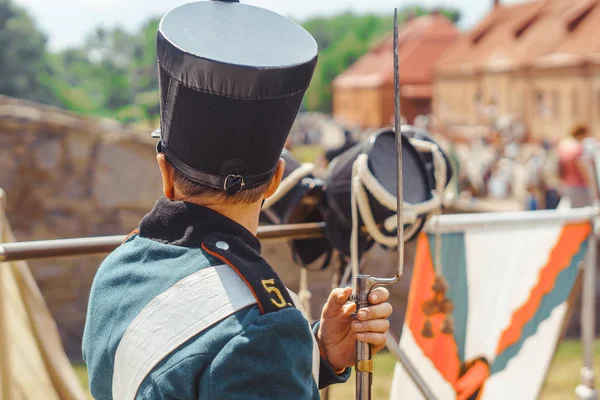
left=264, top=158, right=286, bottom=199
left=156, top=153, right=175, bottom=200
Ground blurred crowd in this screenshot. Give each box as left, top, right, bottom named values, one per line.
left=447, top=121, right=597, bottom=211
left=286, top=113, right=600, bottom=212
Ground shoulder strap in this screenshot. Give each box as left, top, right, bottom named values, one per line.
left=112, top=264, right=256, bottom=400
left=202, top=233, right=295, bottom=314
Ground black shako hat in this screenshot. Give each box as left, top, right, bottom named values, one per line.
left=152, top=0, right=318, bottom=195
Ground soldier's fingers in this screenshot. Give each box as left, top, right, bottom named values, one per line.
left=352, top=319, right=390, bottom=334
left=368, top=287, right=389, bottom=304
left=356, top=302, right=393, bottom=321
left=322, top=287, right=353, bottom=315
left=342, top=302, right=357, bottom=315
left=356, top=332, right=387, bottom=347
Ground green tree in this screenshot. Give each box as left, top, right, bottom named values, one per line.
left=302, top=12, right=392, bottom=113
left=0, top=0, right=55, bottom=104
left=35, top=7, right=462, bottom=122
left=45, top=20, right=161, bottom=124
left=129, top=18, right=160, bottom=120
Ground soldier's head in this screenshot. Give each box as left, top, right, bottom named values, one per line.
left=570, top=123, right=589, bottom=141
left=156, top=153, right=285, bottom=206
left=152, top=0, right=317, bottom=209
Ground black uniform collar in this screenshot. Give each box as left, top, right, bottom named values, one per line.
left=139, top=197, right=261, bottom=253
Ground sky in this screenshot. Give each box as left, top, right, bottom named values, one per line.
left=15, top=0, right=530, bottom=51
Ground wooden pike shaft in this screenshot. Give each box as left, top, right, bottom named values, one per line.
left=355, top=9, right=404, bottom=400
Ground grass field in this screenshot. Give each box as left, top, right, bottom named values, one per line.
left=291, top=144, right=323, bottom=164
left=74, top=339, right=599, bottom=399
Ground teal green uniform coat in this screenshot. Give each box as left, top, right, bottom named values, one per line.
left=83, top=198, right=350, bottom=399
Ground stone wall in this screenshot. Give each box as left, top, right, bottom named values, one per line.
left=0, top=96, right=163, bottom=358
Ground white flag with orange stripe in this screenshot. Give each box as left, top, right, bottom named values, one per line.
left=390, top=208, right=593, bottom=400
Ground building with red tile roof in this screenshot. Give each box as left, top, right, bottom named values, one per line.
left=434, top=0, right=600, bottom=141
left=332, top=13, right=459, bottom=128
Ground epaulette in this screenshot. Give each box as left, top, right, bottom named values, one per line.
left=122, top=229, right=140, bottom=244
left=202, top=233, right=295, bottom=314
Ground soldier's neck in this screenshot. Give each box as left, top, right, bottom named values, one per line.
left=178, top=197, right=262, bottom=236
left=207, top=202, right=261, bottom=235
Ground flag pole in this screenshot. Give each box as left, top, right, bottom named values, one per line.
left=576, top=152, right=599, bottom=400
left=0, top=189, right=13, bottom=400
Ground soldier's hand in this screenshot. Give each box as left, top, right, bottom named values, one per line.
left=316, top=287, right=392, bottom=371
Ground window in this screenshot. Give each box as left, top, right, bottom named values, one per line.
left=472, top=24, right=493, bottom=44
left=536, top=91, right=545, bottom=118
left=572, top=88, right=579, bottom=118
left=534, top=90, right=551, bottom=119
left=515, top=13, right=539, bottom=38
left=567, top=2, right=596, bottom=32
left=487, top=95, right=498, bottom=118
left=474, top=91, right=482, bottom=113
left=552, top=90, right=560, bottom=119
left=513, top=88, right=523, bottom=114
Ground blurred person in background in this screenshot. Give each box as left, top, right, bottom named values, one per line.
left=525, top=150, right=544, bottom=210
left=487, top=159, right=513, bottom=199
left=458, top=169, right=477, bottom=199
left=284, top=135, right=294, bottom=152
left=322, top=129, right=357, bottom=166
left=541, top=140, right=561, bottom=209
left=557, top=123, right=593, bottom=207
left=413, top=114, right=430, bottom=130
left=525, top=184, right=539, bottom=210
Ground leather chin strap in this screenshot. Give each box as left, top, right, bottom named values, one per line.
left=156, top=140, right=276, bottom=194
